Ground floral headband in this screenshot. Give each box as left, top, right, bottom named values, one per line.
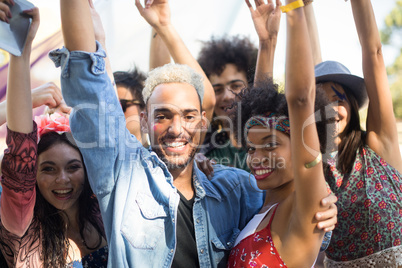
left=34, top=113, right=70, bottom=142
left=245, top=112, right=290, bottom=136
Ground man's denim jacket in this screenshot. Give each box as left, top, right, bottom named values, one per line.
left=50, top=43, right=263, bottom=267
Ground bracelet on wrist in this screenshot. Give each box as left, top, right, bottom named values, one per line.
left=280, top=0, right=305, bottom=13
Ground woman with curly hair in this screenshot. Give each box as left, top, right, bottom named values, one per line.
left=227, top=0, right=332, bottom=266
left=0, top=6, right=107, bottom=267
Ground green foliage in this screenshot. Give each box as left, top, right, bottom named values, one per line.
left=381, top=0, right=402, bottom=119
left=386, top=49, right=402, bottom=75
left=390, top=76, right=402, bottom=118
left=381, top=0, right=402, bottom=44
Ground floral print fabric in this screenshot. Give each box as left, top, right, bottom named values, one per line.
left=326, top=145, right=402, bottom=261
left=0, top=125, right=40, bottom=267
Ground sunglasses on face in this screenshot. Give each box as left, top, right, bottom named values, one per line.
left=119, top=99, right=143, bottom=112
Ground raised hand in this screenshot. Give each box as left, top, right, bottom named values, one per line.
left=246, top=0, right=281, bottom=41
left=46, top=101, right=72, bottom=116
left=315, top=194, right=338, bottom=232
left=0, top=0, right=14, bottom=23
left=135, top=0, right=170, bottom=29
left=6, top=7, right=40, bottom=134
left=22, top=7, right=40, bottom=51
left=195, top=153, right=216, bottom=179
left=31, top=82, right=64, bottom=109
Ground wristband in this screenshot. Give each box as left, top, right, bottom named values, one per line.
left=280, top=0, right=304, bottom=13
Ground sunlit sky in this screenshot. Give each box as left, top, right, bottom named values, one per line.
left=28, top=0, right=398, bottom=82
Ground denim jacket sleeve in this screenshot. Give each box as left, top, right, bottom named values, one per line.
left=50, top=44, right=180, bottom=267
left=49, top=43, right=142, bottom=196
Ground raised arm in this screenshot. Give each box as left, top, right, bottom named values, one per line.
left=135, top=0, right=215, bottom=122
left=149, top=28, right=171, bottom=70
left=60, top=0, right=95, bottom=52
left=57, top=0, right=130, bottom=197
left=246, top=0, right=281, bottom=84
left=88, top=0, right=117, bottom=95
left=350, top=0, right=402, bottom=171
left=304, top=2, right=322, bottom=65
left=6, top=9, right=39, bottom=133
left=1, top=7, right=40, bottom=237
left=282, top=1, right=328, bottom=265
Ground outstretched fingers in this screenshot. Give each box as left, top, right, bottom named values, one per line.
left=135, top=0, right=144, bottom=14
left=254, top=0, right=263, bottom=7
left=245, top=0, right=253, bottom=9
left=275, top=0, right=282, bottom=10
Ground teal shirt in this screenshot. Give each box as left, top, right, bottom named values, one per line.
left=205, top=142, right=250, bottom=172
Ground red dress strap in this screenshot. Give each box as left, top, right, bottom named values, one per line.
left=227, top=203, right=287, bottom=268
left=267, top=204, right=279, bottom=228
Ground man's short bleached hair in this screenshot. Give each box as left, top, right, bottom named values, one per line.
left=143, top=63, right=204, bottom=105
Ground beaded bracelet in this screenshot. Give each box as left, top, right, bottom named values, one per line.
left=280, top=0, right=305, bottom=13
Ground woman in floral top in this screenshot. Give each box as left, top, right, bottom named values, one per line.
left=0, top=6, right=108, bottom=267
left=315, top=0, right=402, bottom=266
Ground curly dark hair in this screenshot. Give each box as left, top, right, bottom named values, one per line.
left=114, top=67, right=146, bottom=108
left=33, top=132, right=104, bottom=267
left=197, top=35, right=258, bottom=85
left=233, top=79, right=334, bottom=158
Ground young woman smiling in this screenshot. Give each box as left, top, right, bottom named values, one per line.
left=0, top=6, right=107, bottom=267
left=227, top=0, right=332, bottom=267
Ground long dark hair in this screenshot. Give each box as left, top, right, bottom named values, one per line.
left=336, top=88, right=365, bottom=175
left=33, top=132, right=104, bottom=267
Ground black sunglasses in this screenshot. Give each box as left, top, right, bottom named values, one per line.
left=119, top=99, right=143, bottom=112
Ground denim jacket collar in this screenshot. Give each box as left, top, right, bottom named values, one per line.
left=193, top=163, right=223, bottom=202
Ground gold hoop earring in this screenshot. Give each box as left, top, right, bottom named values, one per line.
left=249, top=172, right=263, bottom=193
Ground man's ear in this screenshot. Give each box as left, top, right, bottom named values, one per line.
left=201, top=111, right=208, bottom=131
left=140, top=111, right=149, bottom=133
